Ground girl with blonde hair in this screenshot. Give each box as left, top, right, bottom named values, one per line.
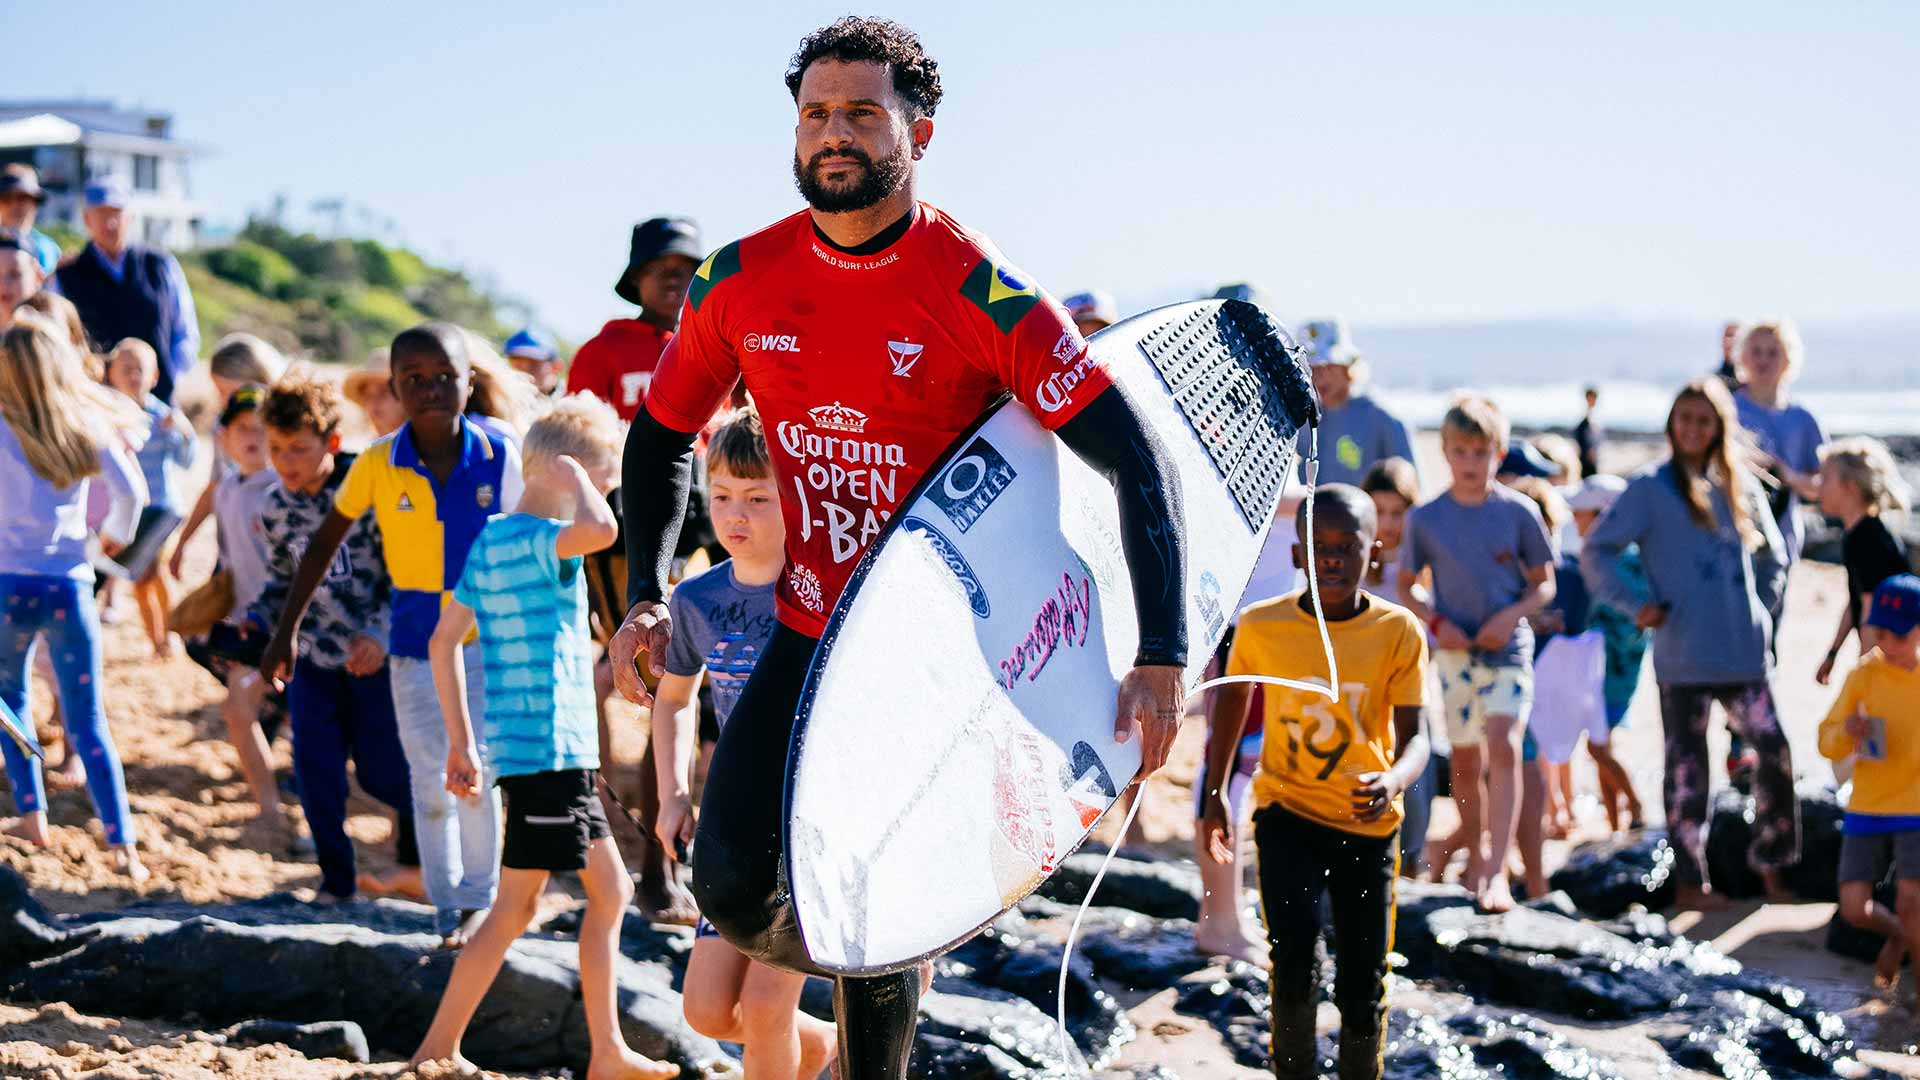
left=1582, top=378, right=1793, bottom=910
left=1816, top=436, right=1912, bottom=685
left=0, top=316, right=149, bottom=880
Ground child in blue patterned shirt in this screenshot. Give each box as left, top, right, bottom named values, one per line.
left=411, top=394, right=677, bottom=1080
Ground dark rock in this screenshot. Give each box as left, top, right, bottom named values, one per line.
left=1704, top=786, right=1767, bottom=898
left=3, top=895, right=726, bottom=1076
left=1435, top=1011, right=1627, bottom=1080
left=1034, top=852, right=1202, bottom=921
left=1546, top=828, right=1677, bottom=917
left=944, top=916, right=1133, bottom=1066
left=1655, top=988, right=1871, bottom=1079
left=1783, top=783, right=1844, bottom=903
left=1171, top=963, right=1278, bottom=1069
left=919, top=982, right=1083, bottom=1074
left=1706, top=784, right=1844, bottom=901
left=221, top=1019, right=370, bottom=1063
left=908, top=1033, right=1030, bottom=1080
left=1397, top=888, right=1743, bottom=1020
left=1076, top=914, right=1212, bottom=992
left=0, top=863, right=92, bottom=966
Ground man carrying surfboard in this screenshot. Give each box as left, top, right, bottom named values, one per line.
left=609, top=17, right=1193, bottom=1078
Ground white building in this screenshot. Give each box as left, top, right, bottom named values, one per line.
left=0, top=101, right=207, bottom=250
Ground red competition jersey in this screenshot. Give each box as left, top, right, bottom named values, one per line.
left=644, top=202, right=1113, bottom=636
left=569, top=318, right=672, bottom=421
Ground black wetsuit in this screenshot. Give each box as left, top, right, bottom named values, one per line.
left=621, top=385, right=1188, bottom=1077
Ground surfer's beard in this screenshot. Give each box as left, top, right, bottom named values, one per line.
left=793, top=142, right=909, bottom=213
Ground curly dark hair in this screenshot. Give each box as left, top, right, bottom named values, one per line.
left=262, top=366, right=342, bottom=437
left=785, top=17, right=942, bottom=118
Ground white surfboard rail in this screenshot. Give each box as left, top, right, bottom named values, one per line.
left=784, top=299, right=1317, bottom=975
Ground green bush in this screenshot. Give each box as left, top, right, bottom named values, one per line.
left=203, top=241, right=301, bottom=298
left=340, top=287, right=427, bottom=336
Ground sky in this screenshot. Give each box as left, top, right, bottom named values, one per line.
left=9, top=2, right=1916, bottom=344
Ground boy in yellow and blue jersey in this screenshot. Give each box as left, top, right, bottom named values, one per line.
left=1202, top=485, right=1430, bottom=1080
left=410, top=395, right=677, bottom=1080
left=261, top=323, right=522, bottom=946
left=1822, top=574, right=1920, bottom=991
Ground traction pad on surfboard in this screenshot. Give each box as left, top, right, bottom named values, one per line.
left=1135, top=299, right=1318, bottom=529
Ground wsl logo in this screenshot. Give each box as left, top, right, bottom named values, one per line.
left=902, top=516, right=990, bottom=618
left=743, top=332, right=802, bottom=354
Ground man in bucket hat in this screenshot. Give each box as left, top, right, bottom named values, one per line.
left=568, top=217, right=702, bottom=422
left=0, top=165, right=62, bottom=275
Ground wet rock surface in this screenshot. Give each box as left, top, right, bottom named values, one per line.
left=221, top=1018, right=371, bottom=1063
left=1547, top=827, right=1677, bottom=916
left=1, top=887, right=723, bottom=1075
left=1706, top=783, right=1845, bottom=902
left=0, top=849, right=1904, bottom=1080
left=1033, top=850, right=1203, bottom=921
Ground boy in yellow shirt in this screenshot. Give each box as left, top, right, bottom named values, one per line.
left=1201, top=485, right=1431, bottom=1080
left=1821, top=574, right=1920, bottom=990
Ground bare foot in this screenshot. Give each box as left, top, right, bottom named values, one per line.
left=1193, top=925, right=1272, bottom=970
left=636, top=869, right=699, bottom=926
left=1476, top=876, right=1516, bottom=914
left=586, top=1047, right=680, bottom=1080
left=439, top=908, right=488, bottom=950
left=114, top=845, right=150, bottom=885
left=364, top=866, right=427, bottom=902
left=409, top=1049, right=480, bottom=1077
left=1875, top=937, right=1907, bottom=990
left=798, top=1015, right=837, bottom=1080
left=48, top=755, right=86, bottom=790
left=1671, top=883, right=1730, bottom=912
left=1, top=815, right=50, bottom=846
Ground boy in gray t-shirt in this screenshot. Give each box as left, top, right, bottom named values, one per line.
left=1398, top=395, right=1555, bottom=914
left=663, top=564, right=776, bottom=726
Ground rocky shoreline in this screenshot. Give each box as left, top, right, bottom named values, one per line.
left=2, top=823, right=1907, bottom=1080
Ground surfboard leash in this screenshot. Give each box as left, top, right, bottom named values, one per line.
left=1054, top=422, right=1342, bottom=1073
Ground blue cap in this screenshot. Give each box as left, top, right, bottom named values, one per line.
left=1061, top=289, right=1119, bottom=327
left=1868, top=575, right=1920, bottom=637
left=1298, top=316, right=1361, bottom=366
left=83, top=177, right=129, bottom=209
left=1500, top=438, right=1558, bottom=480
left=504, top=327, right=557, bottom=362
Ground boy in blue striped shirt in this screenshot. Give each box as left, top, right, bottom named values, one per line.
left=412, top=394, right=678, bottom=1080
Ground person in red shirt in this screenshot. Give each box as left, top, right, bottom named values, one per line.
left=567, top=217, right=702, bottom=421
left=609, top=18, right=1200, bottom=1080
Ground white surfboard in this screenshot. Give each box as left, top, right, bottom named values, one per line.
left=785, top=299, right=1315, bottom=974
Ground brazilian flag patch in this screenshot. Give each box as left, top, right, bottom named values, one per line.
left=959, top=258, right=1041, bottom=334
left=687, top=241, right=742, bottom=313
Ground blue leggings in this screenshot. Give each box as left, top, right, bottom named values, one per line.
left=0, top=574, right=135, bottom=845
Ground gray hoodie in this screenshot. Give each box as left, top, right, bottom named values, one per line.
left=1580, top=461, right=1785, bottom=687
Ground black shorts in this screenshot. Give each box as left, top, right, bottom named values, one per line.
left=498, top=769, right=611, bottom=872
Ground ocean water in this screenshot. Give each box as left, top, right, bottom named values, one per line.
left=1371, top=381, right=1920, bottom=437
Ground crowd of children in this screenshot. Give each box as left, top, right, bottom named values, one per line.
left=3, top=215, right=1917, bottom=1080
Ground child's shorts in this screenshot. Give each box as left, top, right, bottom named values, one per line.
left=1838, top=828, right=1920, bottom=884
left=499, top=768, right=611, bottom=872
left=115, top=506, right=183, bottom=582
left=1527, top=631, right=1609, bottom=764
left=1433, top=651, right=1532, bottom=746
left=1191, top=729, right=1263, bottom=820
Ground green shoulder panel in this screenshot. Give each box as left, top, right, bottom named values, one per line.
left=958, top=256, right=1042, bottom=335
left=686, top=240, right=743, bottom=313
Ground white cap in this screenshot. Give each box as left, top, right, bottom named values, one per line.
left=1568, top=473, right=1628, bottom=513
